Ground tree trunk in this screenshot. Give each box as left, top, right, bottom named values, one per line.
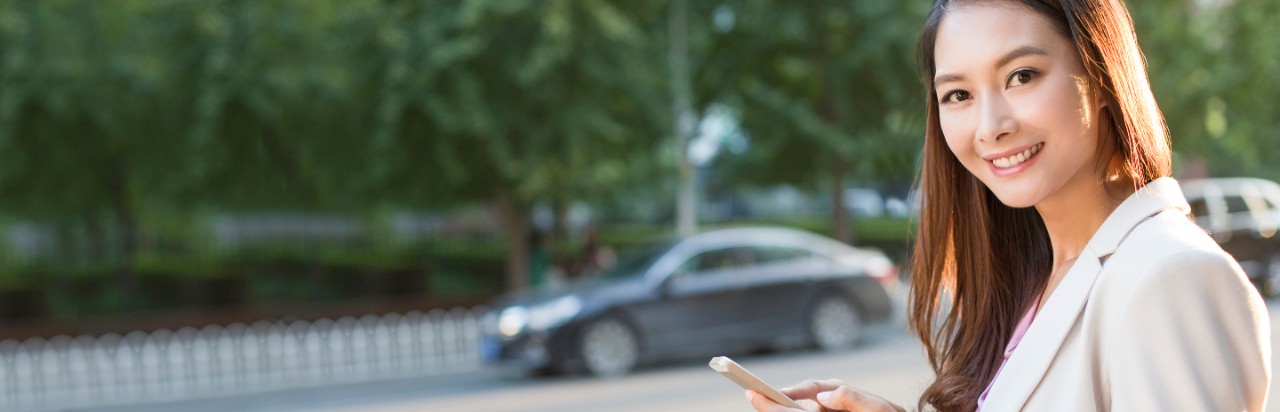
left=818, top=23, right=852, bottom=245
left=108, top=166, right=138, bottom=306
left=495, top=187, right=531, bottom=291
left=552, top=197, right=570, bottom=242
left=88, top=216, right=107, bottom=262
left=51, top=222, right=77, bottom=310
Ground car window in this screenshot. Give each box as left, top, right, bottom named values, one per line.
left=752, top=246, right=810, bottom=264
left=598, top=242, right=674, bottom=280
left=1224, top=195, right=1250, bottom=214
left=697, top=249, right=733, bottom=271
left=1188, top=198, right=1210, bottom=218
left=681, top=247, right=753, bottom=274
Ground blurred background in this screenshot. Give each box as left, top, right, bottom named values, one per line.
left=0, top=0, right=1277, bottom=411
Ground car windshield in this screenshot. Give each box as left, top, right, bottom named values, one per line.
left=596, top=242, right=674, bottom=280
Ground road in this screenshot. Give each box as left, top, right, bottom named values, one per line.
left=338, top=330, right=931, bottom=412
left=91, top=299, right=1280, bottom=412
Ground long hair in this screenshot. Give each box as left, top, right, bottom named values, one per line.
left=909, top=0, right=1172, bottom=410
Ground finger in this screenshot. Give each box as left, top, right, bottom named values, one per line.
left=815, top=385, right=900, bottom=412
left=780, top=378, right=849, bottom=400
left=794, top=398, right=825, bottom=412
left=747, top=390, right=811, bottom=412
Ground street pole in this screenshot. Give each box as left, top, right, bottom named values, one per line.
left=669, top=0, right=697, bottom=237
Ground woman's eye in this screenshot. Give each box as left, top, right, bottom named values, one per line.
left=1007, top=69, right=1038, bottom=88
left=940, top=90, right=970, bottom=104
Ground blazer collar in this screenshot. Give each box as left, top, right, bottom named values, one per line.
left=1084, top=177, right=1191, bottom=261
left=979, top=177, right=1190, bottom=411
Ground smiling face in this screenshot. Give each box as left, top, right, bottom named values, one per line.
left=933, top=3, right=1108, bottom=208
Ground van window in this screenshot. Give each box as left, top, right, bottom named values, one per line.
left=1188, top=198, right=1210, bottom=218
left=1263, top=196, right=1280, bottom=212
left=1224, top=195, right=1251, bottom=214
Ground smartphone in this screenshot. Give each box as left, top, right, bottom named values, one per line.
left=708, top=356, right=802, bottom=409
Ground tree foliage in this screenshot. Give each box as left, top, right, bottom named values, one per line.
left=0, top=0, right=1275, bottom=292
left=684, top=1, right=928, bottom=241
left=1132, top=0, right=1280, bottom=180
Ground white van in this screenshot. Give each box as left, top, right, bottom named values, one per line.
left=1181, top=177, right=1280, bottom=296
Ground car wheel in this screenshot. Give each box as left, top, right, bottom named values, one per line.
left=1264, top=254, right=1280, bottom=298
left=808, top=295, right=863, bottom=351
left=579, top=317, right=639, bottom=377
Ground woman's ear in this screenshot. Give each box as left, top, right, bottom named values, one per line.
left=1093, top=80, right=1109, bottom=110
left=1093, top=109, right=1124, bottom=182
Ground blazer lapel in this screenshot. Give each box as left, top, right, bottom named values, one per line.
left=978, top=178, right=1191, bottom=411
left=979, top=254, right=1104, bottom=411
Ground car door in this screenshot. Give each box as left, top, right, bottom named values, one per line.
left=729, top=246, right=817, bottom=342
left=631, top=247, right=752, bottom=354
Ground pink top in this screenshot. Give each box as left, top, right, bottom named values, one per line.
left=976, top=294, right=1042, bottom=411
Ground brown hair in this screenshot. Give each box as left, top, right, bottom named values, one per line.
left=909, top=0, right=1172, bottom=410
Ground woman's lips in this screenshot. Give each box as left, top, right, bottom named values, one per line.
left=986, top=142, right=1044, bottom=177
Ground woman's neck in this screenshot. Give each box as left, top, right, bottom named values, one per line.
left=1034, top=176, right=1132, bottom=268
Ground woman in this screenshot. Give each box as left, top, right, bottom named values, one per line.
left=748, top=0, right=1271, bottom=411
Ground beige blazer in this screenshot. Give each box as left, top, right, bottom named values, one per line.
left=980, top=178, right=1272, bottom=411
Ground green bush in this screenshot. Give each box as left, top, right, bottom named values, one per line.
left=422, top=238, right=506, bottom=297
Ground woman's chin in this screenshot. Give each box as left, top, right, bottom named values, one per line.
left=989, top=190, right=1040, bottom=209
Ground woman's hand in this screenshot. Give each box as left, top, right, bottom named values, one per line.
left=745, top=379, right=906, bottom=412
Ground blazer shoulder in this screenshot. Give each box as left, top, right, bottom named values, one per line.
left=1099, top=212, right=1243, bottom=288
left=1092, top=212, right=1264, bottom=352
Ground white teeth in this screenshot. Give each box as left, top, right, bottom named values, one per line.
left=992, top=143, right=1042, bottom=169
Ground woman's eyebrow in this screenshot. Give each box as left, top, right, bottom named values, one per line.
left=934, top=72, right=965, bottom=87
left=934, top=45, right=1051, bottom=87
left=994, top=45, right=1050, bottom=69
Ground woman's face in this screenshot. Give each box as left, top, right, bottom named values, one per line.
left=933, top=3, right=1106, bottom=208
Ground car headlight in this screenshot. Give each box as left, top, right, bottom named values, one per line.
left=528, top=295, right=583, bottom=331
left=498, top=306, right=530, bottom=338
left=496, top=295, right=584, bottom=339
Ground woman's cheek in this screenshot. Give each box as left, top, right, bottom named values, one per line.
left=940, top=118, right=974, bottom=163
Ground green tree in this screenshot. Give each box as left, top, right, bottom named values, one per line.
left=417, top=0, right=670, bottom=289
left=1128, top=0, right=1280, bottom=180
left=0, top=0, right=208, bottom=300
left=700, top=1, right=928, bottom=242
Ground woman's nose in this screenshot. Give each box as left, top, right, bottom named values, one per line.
left=975, top=94, right=1018, bottom=143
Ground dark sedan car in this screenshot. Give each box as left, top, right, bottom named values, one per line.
left=480, top=226, right=898, bottom=377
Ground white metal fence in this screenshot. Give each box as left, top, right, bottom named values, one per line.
left=0, top=307, right=487, bottom=412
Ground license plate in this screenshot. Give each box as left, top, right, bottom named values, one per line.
left=481, top=337, right=501, bottom=361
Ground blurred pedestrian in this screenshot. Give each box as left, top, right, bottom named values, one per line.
left=748, top=1, right=1270, bottom=411
left=527, top=230, right=549, bottom=289
left=576, top=225, right=616, bottom=278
